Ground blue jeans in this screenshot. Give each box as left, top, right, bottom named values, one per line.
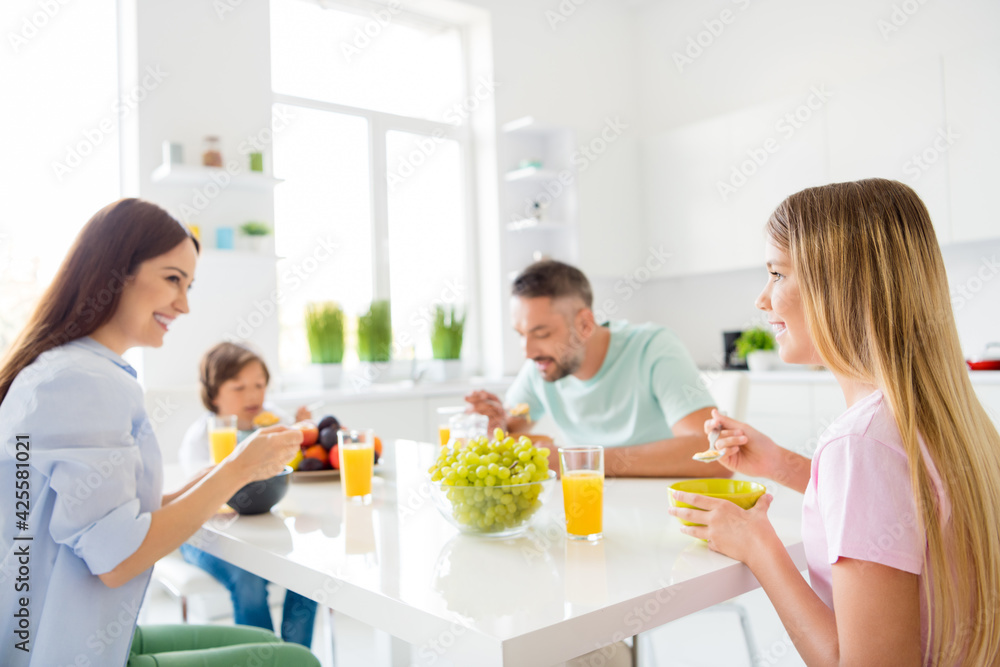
left=179, top=544, right=318, bottom=647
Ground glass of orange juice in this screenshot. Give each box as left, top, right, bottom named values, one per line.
left=436, top=406, right=465, bottom=446
left=559, top=445, right=604, bottom=541
left=338, top=428, right=375, bottom=505
left=209, top=415, right=238, bottom=463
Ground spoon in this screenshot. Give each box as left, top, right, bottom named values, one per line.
left=692, top=424, right=723, bottom=462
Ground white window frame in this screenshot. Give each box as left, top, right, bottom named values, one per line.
left=270, top=4, right=484, bottom=370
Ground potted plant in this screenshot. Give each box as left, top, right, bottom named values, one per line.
left=356, top=300, right=394, bottom=384
left=305, top=302, right=345, bottom=387
left=428, top=304, right=465, bottom=381
left=236, top=221, right=274, bottom=254
left=735, top=327, right=780, bottom=371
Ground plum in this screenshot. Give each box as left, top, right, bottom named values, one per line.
left=298, top=457, right=325, bottom=472
left=319, top=426, right=339, bottom=450
left=317, top=415, right=340, bottom=432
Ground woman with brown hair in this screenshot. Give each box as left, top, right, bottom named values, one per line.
left=669, top=179, right=1000, bottom=665
left=0, top=199, right=318, bottom=666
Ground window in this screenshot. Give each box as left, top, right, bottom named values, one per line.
left=0, top=3, right=120, bottom=354
left=270, top=0, right=472, bottom=370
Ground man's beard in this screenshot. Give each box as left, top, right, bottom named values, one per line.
left=536, top=331, right=585, bottom=382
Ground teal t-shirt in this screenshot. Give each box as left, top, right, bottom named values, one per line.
left=505, top=320, right=715, bottom=447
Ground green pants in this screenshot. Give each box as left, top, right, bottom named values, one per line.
left=128, top=624, right=320, bottom=666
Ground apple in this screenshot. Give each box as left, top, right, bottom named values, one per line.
left=329, top=444, right=340, bottom=470
left=295, top=421, right=319, bottom=447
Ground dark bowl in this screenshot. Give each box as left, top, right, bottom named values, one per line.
left=227, top=466, right=293, bottom=515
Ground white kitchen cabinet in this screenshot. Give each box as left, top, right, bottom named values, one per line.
left=944, top=45, right=1000, bottom=243
left=724, top=97, right=829, bottom=265
left=827, top=57, right=951, bottom=243
left=975, top=384, right=1000, bottom=429
left=644, top=115, right=732, bottom=276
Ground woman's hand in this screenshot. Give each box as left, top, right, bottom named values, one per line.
left=295, top=405, right=312, bottom=422
left=667, top=491, right=778, bottom=566
left=229, top=425, right=303, bottom=483
left=704, top=409, right=785, bottom=480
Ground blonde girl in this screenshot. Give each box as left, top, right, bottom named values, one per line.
left=668, top=179, right=1000, bottom=665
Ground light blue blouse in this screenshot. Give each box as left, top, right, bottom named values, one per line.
left=0, top=337, right=162, bottom=666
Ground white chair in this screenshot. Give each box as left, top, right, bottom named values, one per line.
left=150, top=549, right=230, bottom=623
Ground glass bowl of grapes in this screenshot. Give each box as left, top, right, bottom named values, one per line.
left=428, top=429, right=556, bottom=538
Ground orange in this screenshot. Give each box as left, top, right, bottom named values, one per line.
left=304, top=444, right=327, bottom=461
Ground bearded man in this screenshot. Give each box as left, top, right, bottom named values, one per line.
left=466, top=260, right=728, bottom=478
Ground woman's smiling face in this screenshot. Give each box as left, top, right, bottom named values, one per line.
left=94, top=238, right=198, bottom=354
left=755, top=241, right=823, bottom=366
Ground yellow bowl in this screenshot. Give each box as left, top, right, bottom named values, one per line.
left=668, top=479, right=766, bottom=526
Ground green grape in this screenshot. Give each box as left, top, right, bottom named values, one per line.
left=432, top=427, right=554, bottom=533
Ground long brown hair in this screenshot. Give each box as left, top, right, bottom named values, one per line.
left=0, top=198, right=199, bottom=404
left=767, top=178, right=1000, bottom=665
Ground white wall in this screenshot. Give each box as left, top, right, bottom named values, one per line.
left=126, top=0, right=280, bottom=389
left=465, top=0, right=645, bottom=278
left=629, top=0, right=1000, bottom=365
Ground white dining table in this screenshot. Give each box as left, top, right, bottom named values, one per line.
left=179, top=440, right=806, bottom=667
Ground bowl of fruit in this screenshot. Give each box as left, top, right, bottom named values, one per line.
left=428, top=428, right=556, bottom=538
left=289, top=414, right=383, bottom=479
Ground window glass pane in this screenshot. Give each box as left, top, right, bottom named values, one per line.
left=0, top=2, right=120, bottom=354
left=386, top=130, right=466, bottom=360
left=271, top=0, right=465, bottom=122
left=272, top=103, right=372, bottom=370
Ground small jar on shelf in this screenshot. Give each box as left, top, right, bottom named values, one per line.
left=202, top=136, right=223, bottom=167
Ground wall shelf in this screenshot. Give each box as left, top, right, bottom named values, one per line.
left=151, top=163, right=283, bottom=190
left=506, top=219, right=569, bottom=231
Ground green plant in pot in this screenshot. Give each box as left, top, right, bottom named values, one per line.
left=431, top=305, right=465, bottom=360
left=236, top=221, right=273, bottom=254
left=429, top=305, right=465, bottom=381
left=305, top=302, right=345, bottom=387
left=735, top=327, right=779, bottom=371
left=358, top=300, right=392, bottom=363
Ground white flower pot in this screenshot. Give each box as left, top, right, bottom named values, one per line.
left=235, top=235, right=274, bottom=255
left=746, top=350, right=782, bottom=371
left=307, top=363, right=342, bottom=388
left=427, top=359, right=463, bottom=383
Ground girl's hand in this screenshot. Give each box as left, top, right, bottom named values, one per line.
left=230, top=425, right=303, bottom=483
left=295, top=405, right=312, bottom=422
left=704, top=409, right=784, bottom=480
left=668, top=491, right=777, bottom=565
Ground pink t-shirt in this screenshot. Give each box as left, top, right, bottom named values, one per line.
left=801, top=389, right=950, bottom=654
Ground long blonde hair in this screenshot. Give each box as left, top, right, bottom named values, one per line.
left=767, top=178, right=1000, bottom=665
